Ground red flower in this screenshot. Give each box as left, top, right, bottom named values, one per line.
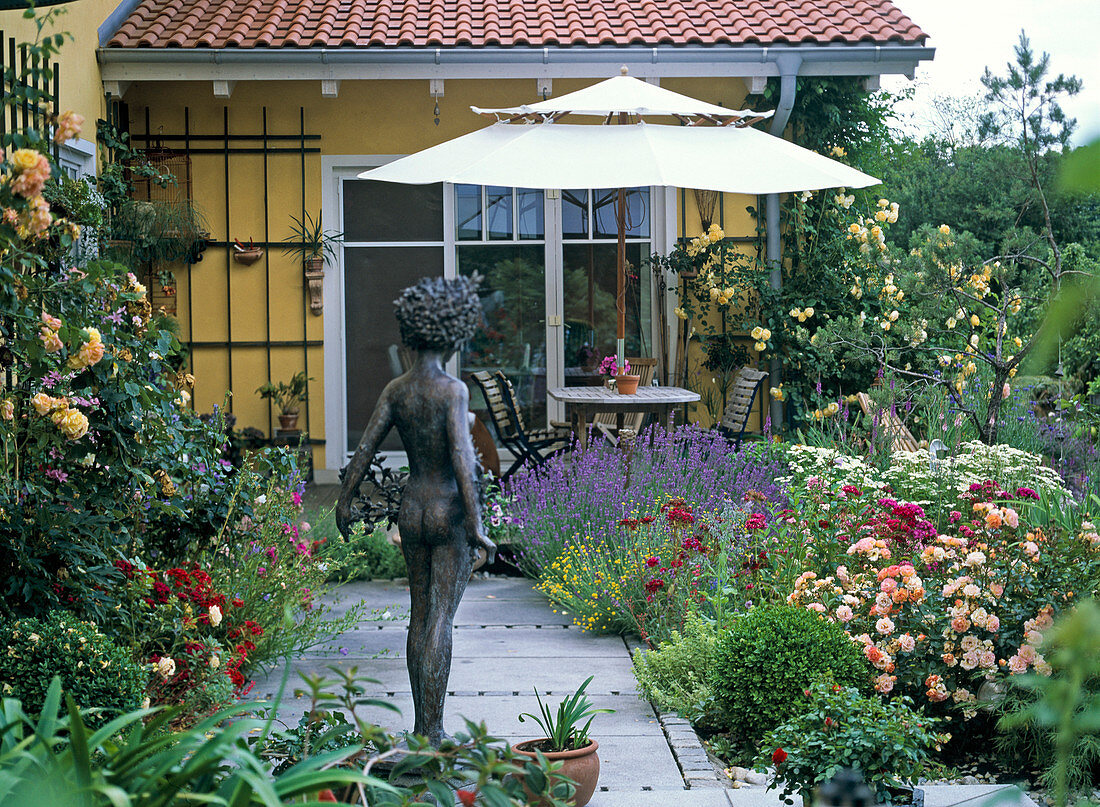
left=232, top=597, right=244, bottom=608
left=646, top=556, right=660, bottom=568
left=644, top=578, right=665, bottom=593
left=745, top=514, right=767, bottom=531
left=772, top=748, right=788, bottom=765
left=824, top=716, right=834, bottom=729
left=457, top=789, right=477, bottom=806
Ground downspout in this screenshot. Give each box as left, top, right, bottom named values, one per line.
left=765, top=54, right=801, bottom=431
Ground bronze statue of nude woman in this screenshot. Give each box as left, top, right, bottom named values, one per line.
left=336, top=274, right=496, bottom=747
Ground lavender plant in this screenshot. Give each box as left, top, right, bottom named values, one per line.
left=505, top=424, right=788, bottom=576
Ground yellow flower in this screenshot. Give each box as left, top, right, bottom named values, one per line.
left=805, top=306, right=814, bottom=317
left=717, top=295, right=729, bottom=306
left=10, top=149, right=39, bottom=172
left=847, top=223, right=861, bottom=235
left=31, top=392, right=62, bottom=416
left=707, top=223, right=725, bottom=241
left=969, top=314, right=980, bottom=328
left=939, top=224, right=951, bottom=235
left=888, top=310, right=899, bottom=322
left=946, top=317, right=956, bottom=329
left=830, top=146, right=847, bottom=158
left=1013, top=336, right=1022, bottom=348
left=55, top=407, right=89, bottom=440
left=0, top=399, right=12, bottom=421
left=754, top=340, right=767, bottom=352
left=770, top=386, right=785, bottom=401
left=674, top=307, right=688, bottom=320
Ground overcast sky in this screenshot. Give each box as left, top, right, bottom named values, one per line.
left=881, top=0, right=1100, bottom=147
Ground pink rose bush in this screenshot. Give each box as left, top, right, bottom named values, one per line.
left=787, top=480, right=1100, bottom=716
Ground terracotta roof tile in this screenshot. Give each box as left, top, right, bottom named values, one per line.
left=105, top=0, right=926, bottom=48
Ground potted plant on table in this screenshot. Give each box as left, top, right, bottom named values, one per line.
left=257, top=371, right=313, bottom=432
left=282, top=211, right=343, bottom=315
left=598, top=355, right=639, bottom=395
left=512, top=676, right=613, bottom=807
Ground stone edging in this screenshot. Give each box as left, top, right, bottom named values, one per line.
left=657, top=710, right=725, bottom=790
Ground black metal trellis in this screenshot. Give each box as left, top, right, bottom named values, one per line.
left=127, top=110, right=323, bottom=444
left=1, top=30, right=59, bottom=391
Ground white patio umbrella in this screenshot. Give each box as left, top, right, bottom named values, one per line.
left=360, top=70, right=880, bottom=370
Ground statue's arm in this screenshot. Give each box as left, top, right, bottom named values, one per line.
left=448, top=382, right=496, bottom=565
left=336, top=386, right=395, bottom=538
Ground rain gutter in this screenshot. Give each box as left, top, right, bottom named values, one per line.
left=765, top=54, right=801, bottom=429
left=96, top=43, right=934, bottom=81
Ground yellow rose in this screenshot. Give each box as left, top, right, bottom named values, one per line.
left=0, top=399, right=13, bottom=421
left=946, top=317, right=956, bottom=329
left=674, top=307, right=688, bottom=320
left=805, top=307, right=814, bottom=317
left=717, top=295, right=729, bottom=306
left=969, top=314, right=980, bottom=327
left=1013, top=336, right=1022, bottom=348
left=754, top=340, right=767, bottom=352
left=761, top=328, right=771, bottom=340
left=11, top=148, right=39, bottom=172
left=31, top=392, right=61, bottom=416
left=939, top=224, right=951, bottom=235
left=55, top=407, right=89, bottom=440
left=751, top=326, right=764, bottom=340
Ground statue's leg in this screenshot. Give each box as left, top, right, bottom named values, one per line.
left=403, top=536, right=431, bottom=737
left=419, top=539, right=474, bottom=745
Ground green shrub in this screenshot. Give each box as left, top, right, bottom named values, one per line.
left=326, top=521, right=407, bottom=581
left=0, top=611, right=147, bottom=722
left=632, top=613, right=721, bottom=720
left=756, top=678, right=942, bottom=805
left=712, top=605, right=870, bottom=750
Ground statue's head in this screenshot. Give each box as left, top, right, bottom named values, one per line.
left=393, top=274, right=482, bottom=353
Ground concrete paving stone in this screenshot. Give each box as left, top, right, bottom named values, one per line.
left=248, top=690, right=659, bottom=737
left=587, top=791, right=731, bottom=807
left=922, top=786, right=1036, bottom=807
left=326, top=578, right=547, bottom=616
left=725, top=786, right=791, bottom=807
left=257, top=656, right=638, bottom=695
left=306, top=625, right=629, bottom=659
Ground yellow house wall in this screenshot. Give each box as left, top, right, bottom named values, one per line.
left=0, top=0, right=117, bottom=144
left=118, top=74, right=769, bottom=467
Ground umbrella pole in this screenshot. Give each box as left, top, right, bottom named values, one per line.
left=616, top=185, right=626, bottom=372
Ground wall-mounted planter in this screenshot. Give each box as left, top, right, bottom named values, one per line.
left=233, top=247, right=264, bottom=266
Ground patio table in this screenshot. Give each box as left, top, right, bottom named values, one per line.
left=548, top=384, right=700, bottom=449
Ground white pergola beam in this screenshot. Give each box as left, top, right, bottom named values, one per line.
left=748, top=75, right=768, bottom=94
left=102, top=80, right=131, bottom=98
left=321, top=79, right=340, bottom=98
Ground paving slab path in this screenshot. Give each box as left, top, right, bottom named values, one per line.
left=253, top=576, right=1039, bottom=807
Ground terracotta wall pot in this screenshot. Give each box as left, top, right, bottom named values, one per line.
left=615, top=374, right=641, bottom=395
left=233, top=248, right=264, bottom=266
left=278, top=413, right=299, bottom=431
left=511, top=739, right=600, bottom=807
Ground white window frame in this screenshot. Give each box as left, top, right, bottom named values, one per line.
left=321, top=156, right=675, bottom=480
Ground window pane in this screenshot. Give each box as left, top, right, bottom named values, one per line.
left=343, top=180, right=444, bottom=242
left=594, top=187, right=650, bottom=239
left=344, top=246, right=445, bottom=452
left=486, top=186, right=513, bottom=240
left=459, top=244, right=547, bottom=430
left=455, top=184, right=482, bottom=241
left=517, top=188, right=544, bottom=240
left=562, top=242, right=651, bottom=385
left=562, top=189, right=588, bottom=239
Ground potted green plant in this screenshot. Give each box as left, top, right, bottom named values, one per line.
left=755, top=679, right=940, bottom=807
left=512, top=676, right=613, bottom=807
left=282, top=211, right=342, bottom=315
left=257, top=371, right=312, bottom=432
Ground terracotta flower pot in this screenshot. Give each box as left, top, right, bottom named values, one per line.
left=615, top=374, right=641, bottom=395
left=233, top=248, right=264, bottom=266
left=511, top=739, right=600, bottom=807
left=278, top=413, right=299, bottom=431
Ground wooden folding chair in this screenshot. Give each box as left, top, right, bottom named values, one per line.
left=718, top=366, right=769, bottom=450
left=470, top=371, right=571, bottom=479
left=855, top=392, right=920, bottom=453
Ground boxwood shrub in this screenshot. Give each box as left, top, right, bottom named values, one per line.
left=0, top=611, right=147, bottom=722
left=712, top=605, right=871, bottom=749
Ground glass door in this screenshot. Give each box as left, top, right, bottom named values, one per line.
left=561, top=188, right=651, bottom=387
left=455, top=185, right=548, bottom=430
